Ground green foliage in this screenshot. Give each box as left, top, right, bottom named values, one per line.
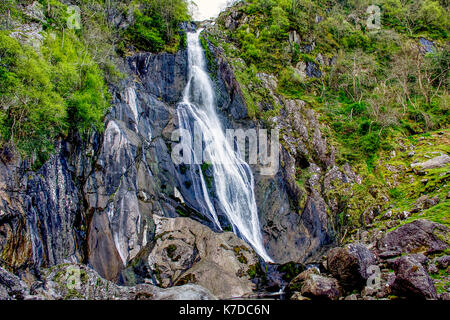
left=125, top=8, right=165, bottom=52
left=0, top=27, right=109, bottom=165
left=0, top=0, right=192, bottom=166
left=200, top=35, right=217, bottom=74
left=381, top=0, right=449, bottom=38
left=39, top=0, right=69, bottom=30
left=0, top=31, right=66, bottom=160
left=124, top=0, right=190, bottom=53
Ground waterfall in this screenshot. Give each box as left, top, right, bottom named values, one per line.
left=176, top=30, right=272, bottom=262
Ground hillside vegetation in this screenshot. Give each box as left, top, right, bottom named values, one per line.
left=204, top=0, right=449, bottom=235
left=208, top=0, right=448, bottom=166
left=0, top=0, right=190, bottom=167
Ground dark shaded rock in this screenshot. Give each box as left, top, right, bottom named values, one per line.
left=327, top=243, right=376, bottom=290
left=0, top=266, right=29, bottom=300
left=263, top=262, right=305, bottom=292
left=436, top=256, right=450, bottom=270
left=210, top=43, right=249, bottom=121
left=128, top=50, right=188, bottom=105
left=0, top=141, right=83, bottom=272
left=419, top=38, right=435, bottom=54
left=378, top=219, right=449, bottom=255
left=392, top=255, right=437, bottom=300
left=305, top=61, right=322, bottom=78
left=301, top=274, right=341, bottom=300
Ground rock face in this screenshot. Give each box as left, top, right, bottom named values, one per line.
left=0, top=142, right=83, bottom=273
left=378, top=220, right=449, bottom=255
left=85, top=49, right=191, bottom=281
left=391, top=255, right=438, bottom=300
left=327, top=243, right=376, bottom=290
left=125, top=215, right=259, bottom=299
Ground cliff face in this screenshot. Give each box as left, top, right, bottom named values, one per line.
left=0, top=16, right=340, bottom=284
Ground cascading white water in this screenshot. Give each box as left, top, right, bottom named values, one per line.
left=176, top=30, right=272, bottom=262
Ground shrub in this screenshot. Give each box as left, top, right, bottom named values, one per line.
left=0, top=29, right=109, bottom=165
left=124, top=0, right=190, bottom=53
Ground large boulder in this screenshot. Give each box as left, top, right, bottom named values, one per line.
left=391, top=255, right=438, bottom=300
left=301, top=274, right=342, bottom=300
left=139, top=215, right=260, bottom=299
left=327, top=243, right=376, bottom=290
left=378, top=220, right=449, bottom=256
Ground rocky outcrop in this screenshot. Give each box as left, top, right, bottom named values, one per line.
left=202, top=30, right=343, bottom=264
left=123, top=215, right=259, bottom=299
left=378, top=219, right=449, bottom=256
left=85, top=48, right=191, bottom=281
left=0, top=266, right=29, bottom=300
left=1, top=264, right=216, bottom=300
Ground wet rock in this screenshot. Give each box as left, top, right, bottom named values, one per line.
left=129, top=51, right=188, bottom=105
left=327, top=243, right=376, bottom=290
left=378, top=220, right=449, bottom=256
left=391, top=255, right=437, bottom=300
left=263, top=262, right=305, bottom=292
left=301, top=274, right=342, bottom=300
